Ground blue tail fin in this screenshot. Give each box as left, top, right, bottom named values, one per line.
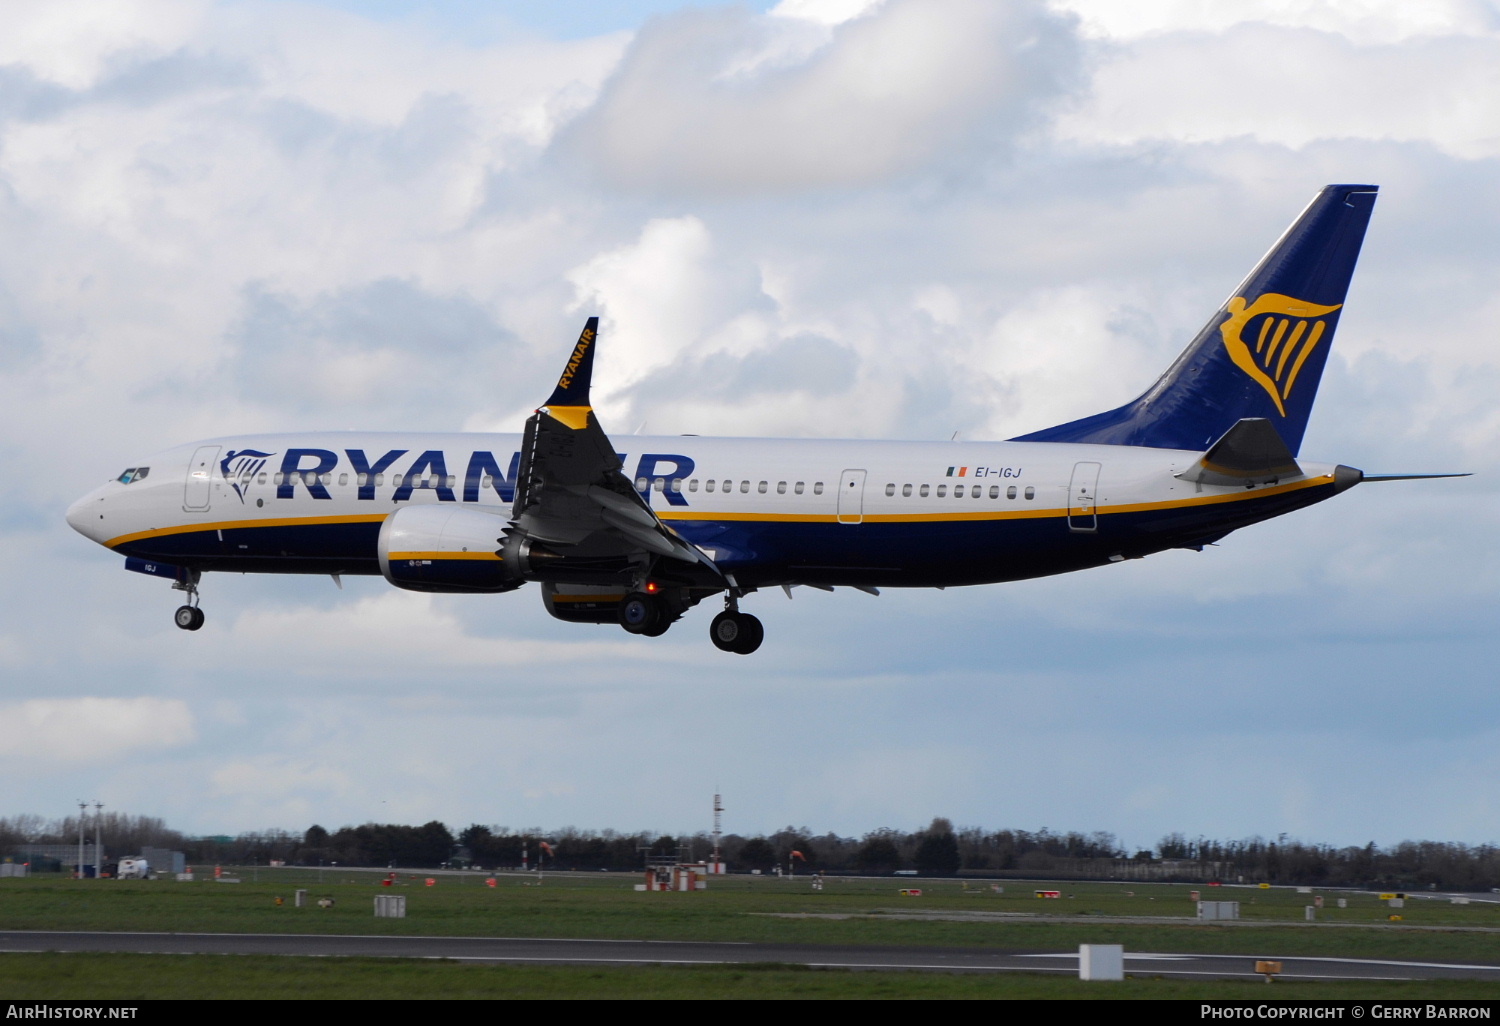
left=1012, top=184, right=1378, bottom=455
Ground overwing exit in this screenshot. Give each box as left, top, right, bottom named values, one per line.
left=66, top=185, right=1467, bottom=653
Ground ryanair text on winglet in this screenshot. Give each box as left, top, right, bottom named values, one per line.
left=556, top=327, right=594, bottom=393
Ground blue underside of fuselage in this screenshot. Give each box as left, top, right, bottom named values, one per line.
left=114, top=481, right=1337, bottom=589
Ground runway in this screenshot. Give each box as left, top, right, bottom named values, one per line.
left=4, top=931, right=1500, bottom=981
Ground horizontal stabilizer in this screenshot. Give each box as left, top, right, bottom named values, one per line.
left=1358, top=472, right=1472, bottom=482
left=1177, top=418, right=1301, bottom=487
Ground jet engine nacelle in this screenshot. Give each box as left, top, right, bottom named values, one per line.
left=377, top=505, right=524, bottom=594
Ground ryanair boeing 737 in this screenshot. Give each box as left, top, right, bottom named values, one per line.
left=66, top=185, right=1463, bottom=653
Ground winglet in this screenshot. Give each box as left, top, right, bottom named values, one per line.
left=541, top=318, right=599, bottom=428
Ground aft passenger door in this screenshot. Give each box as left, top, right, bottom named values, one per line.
left=1068, top=461, right=1100, bottom=533
left=184, top=445, right=220, bottom=512
left=837, top=469, right=866, bottom=524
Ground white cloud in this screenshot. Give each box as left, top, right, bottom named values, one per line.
left=1052, top=0, right=1499, bottom=45
left=563, top=0, right=1080, bottom=191
left=226, top=590, right=691, bottom=675
left=0, top=0, right=207, bottom=90
left=1055, top=24, right=1500, bottom=159
left=771, top=0, right=887, bottom=28
left=0, top=698, right=195, bottom=763
left=568, top=216, right=730, bottom=394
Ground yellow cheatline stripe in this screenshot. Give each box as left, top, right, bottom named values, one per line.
left=544, top=405, right=591, bottom=430
left=658, top=510, right=839, bottom=523
left=388, top=551, right=501, bottom=561
left=106, top=513, right=389, bottom=549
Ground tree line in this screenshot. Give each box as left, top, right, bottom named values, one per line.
left=3, top=814, right=1498, bottom=890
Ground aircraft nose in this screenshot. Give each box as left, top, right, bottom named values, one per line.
left=66, top=489, right=106, bottom=543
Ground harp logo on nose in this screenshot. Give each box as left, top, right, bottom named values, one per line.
left=1220, top=293, right=1342, bottom=416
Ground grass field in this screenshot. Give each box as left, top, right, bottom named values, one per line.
left=6, top=953, right=1500, bottom=1000
left=3, top=871, right=1498, bottom=999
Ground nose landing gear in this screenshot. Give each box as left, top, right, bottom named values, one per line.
left=172, top=569, right=204, bottom=631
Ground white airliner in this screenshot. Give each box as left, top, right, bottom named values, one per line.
left=66, top=184, right=1462, bottom=653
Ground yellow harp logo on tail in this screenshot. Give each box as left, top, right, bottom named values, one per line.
left=1219, top=293, right=1342, bottom=416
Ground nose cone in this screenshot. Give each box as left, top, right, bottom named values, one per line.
left=66, top=488, right=109, bottom=544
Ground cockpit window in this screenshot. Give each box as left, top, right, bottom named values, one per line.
left=116, top=467, right=149, bottom=484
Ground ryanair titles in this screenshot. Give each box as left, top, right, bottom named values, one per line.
left=265, top=448, right=697, bottom=507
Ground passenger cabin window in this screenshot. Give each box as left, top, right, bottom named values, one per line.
left=635, top=477, right=648, bottom=490
left=884, top=483, right=895, bottom=497
left=689, top=479, right=699, bottom=492
left=902, top=483, right=912, bottom=497
left=794, top=482, right=804, bottom=495
left=1007, top=485, right=1017, bottom=499
left=777, top=481, right=787, bottom=495
left=813, top=482, right=824, bottom=495
left=989, top=485, right=998, bottom=499
left=739, top=481, right=749, bottom=493
left=1025, top=486, right=1035, bottom=500
left=671, top=478, right=683, bottom=493
left=937, top=484, right=947, bottom=498
left=919, top=484, right=930, bottom=497
left=954, top=485, right=964, bottom=498
left=256, top=472, right=266, bottom=485
left=722, top=480, right=731, bottom=492
left=652, top=479, right=665, bottom=492
left=757, top=481, right=767, bottom=494
left=705, top=479, right=715, bottom=493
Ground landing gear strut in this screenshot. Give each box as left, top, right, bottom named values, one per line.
left=173, top=570, right=204, bottom=631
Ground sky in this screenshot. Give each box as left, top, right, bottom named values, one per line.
left=3, top=0, right=1498, bottom=852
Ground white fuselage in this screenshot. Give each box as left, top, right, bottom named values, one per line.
left=67, top=431, right=1343, bottom=589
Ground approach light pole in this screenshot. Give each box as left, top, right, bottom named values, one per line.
left=94, top=802, right=104, bottom=877
left=76, top=801, right=86, bottom=879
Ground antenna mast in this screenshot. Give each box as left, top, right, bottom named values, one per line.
left=711, top=792, right=724, bottom=873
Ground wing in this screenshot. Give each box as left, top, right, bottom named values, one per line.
left=508, top=318, right=724, bottom=582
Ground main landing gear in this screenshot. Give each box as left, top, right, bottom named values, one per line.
left=618, top=584, right=764, bottom=653
left=710, top=608, right=762, bottom=655
left=172, top=569, right=204, bottom=631
left=618, top=591, right=672, bottom=637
